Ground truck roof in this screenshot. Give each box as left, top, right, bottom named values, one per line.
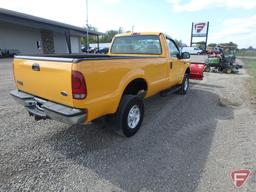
left=115, top=32, right=162, bottom=37
left=115, top=32, right=173, bottom=40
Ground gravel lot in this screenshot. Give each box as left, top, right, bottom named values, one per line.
left=0, top=57, right=256, bottom=192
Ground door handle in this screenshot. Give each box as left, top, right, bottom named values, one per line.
left=32, top=63, right=40, bottom=71
left=170, top=62, right=173, bottom=69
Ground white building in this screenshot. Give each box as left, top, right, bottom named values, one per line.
left=0, top=8, right=102, bottom=55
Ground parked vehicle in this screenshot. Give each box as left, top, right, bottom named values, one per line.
left=10, top=32, right=203, bottom=137
left=81, top=46, right=91, bottom=53
left=205, top=46, right=241, bottom=74
left=97, top=47, right=109, bottom=54
left=182, top=47, right=202, bottom=55
left=8, top=49, right=20, bottom=57
left=0, top=49, right=20, bottom=57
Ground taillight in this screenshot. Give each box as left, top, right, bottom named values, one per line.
left=72, top=70, right=87, bottom=99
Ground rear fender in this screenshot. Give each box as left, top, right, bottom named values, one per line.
left=113, top=70, right=146, bottom=112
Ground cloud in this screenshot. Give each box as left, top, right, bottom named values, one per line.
left=210, top=15, right=256, bottom=48
left=168, top=0, right=256, bottom=12
left=213, top=15, right=256, bottom=39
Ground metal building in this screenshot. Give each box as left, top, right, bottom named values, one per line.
left=0, top=8, right=102, bottom=55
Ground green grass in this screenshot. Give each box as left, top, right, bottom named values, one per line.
left=237, top=50, right=256, bottom=57
left=243, top=58, right=256, bottom=74
left=242, top=58, right=256, bottom=95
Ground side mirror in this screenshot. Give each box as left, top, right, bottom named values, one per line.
left=182, top=52, right=190, bottom=59
left=176, top=52, right=183, bottom=59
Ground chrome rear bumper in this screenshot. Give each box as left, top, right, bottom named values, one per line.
left=10, top=90, right=86, bottom=125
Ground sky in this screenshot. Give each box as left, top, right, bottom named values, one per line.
left=0, top=0, right=256, bottom=48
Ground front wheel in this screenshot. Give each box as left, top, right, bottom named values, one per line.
left=205, top=66, right=211, bottom=72
left=114, top=95, right=144, bottom=137
left=180, top=73, right=189, bottom=95
left=226, top=68, right=232, bottom=74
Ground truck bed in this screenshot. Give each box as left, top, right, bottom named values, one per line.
left=16, top=54, right=159, bottom=63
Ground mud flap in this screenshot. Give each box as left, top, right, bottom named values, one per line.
left=189, top=62, right=205, bottom=80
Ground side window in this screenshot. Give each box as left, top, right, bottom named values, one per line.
left=167, top=39, right=179, bottom=58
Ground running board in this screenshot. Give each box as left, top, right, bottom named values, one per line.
left=160, top=85, right=181, bottom=97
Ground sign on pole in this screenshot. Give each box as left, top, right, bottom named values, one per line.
left=190, top=22, right=209, bottom=50
left=192, top=22, right=208, bottom=37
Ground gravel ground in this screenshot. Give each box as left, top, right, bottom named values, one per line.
left=0, top=57, right=256, bottom=192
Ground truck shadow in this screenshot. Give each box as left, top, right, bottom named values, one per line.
left=47, top=88, right=234, bottom=192
left=190, top=81, right=225, bottom=89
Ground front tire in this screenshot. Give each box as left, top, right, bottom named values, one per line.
left=114, top=95, right=144, bottom=137
left=205, top=66, right=211, bottom=72
left=226, top=68, right=232, bottom=74
left=180, top=73, right=189, bottom=95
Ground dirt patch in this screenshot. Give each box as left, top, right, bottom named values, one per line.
left=218, top=97, right=242, bottom=107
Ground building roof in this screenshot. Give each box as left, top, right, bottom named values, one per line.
left=0, top=8, right=104, bottom=36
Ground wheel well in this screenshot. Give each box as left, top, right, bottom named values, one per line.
left=123, top=78, right=148, bottom=96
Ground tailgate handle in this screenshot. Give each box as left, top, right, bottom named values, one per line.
left=32, top=63, right=40, bottom=71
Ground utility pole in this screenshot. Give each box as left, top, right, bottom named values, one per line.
left=86, top=0, right=89, bottom=53
left=132, top=26, right=134, bottom=33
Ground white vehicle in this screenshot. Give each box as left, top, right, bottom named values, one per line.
left=182, top=47, right=202, bottom=55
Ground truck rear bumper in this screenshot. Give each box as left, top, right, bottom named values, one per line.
left=10, top=90, right=87, bottom=125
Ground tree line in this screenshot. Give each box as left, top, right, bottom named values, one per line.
left=81, top=26, right=254, bottom=51
left=81, top=26, right=186, bottom=47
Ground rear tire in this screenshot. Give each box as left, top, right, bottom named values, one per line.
left=180, top=73, right=189, bottom=95
left=114, top=95, right=144, bottom=137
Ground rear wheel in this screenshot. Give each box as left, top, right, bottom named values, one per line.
left=114, top=95, right=144, bottom=137
left=180, top=73, right=189, bottom=95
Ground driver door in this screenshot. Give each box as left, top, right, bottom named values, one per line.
left=166, top=38, right=186, bottom=86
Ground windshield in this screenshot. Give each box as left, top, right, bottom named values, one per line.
left=111, top=35, right=162, bottom=55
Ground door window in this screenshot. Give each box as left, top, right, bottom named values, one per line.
left=167, top=39, right=180, bottom=58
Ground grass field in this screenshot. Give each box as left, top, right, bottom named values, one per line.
left=237, top=50, right=256, bottom=57
left=242, top=58, right=256, bottom=95
left=243, top=58, right=256, bottom=75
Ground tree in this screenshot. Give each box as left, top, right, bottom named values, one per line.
left=81, top=26, right=119, bottom=48
left=81, top=25, right=99, bottom=47
left=118, top=27, right=123, bottom=34
left=248, top=46, right=254, bottom=50
left=100, top=30, right=119, bottom=43
left=195, top=41, right=206, bottom=50
left=219, top=42, right=238, bottom=49
left=174, top=39, right=183, bottom=47
left=208, top=43, right=217, bottom=48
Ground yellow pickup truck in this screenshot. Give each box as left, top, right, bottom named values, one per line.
left=10, top=32, right=202, bottom=137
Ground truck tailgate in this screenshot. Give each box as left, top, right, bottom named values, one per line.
left=13, top=58, right=74, bottom=107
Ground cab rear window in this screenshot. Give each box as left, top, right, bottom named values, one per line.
left=111, top=35, right=162, bottom=55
